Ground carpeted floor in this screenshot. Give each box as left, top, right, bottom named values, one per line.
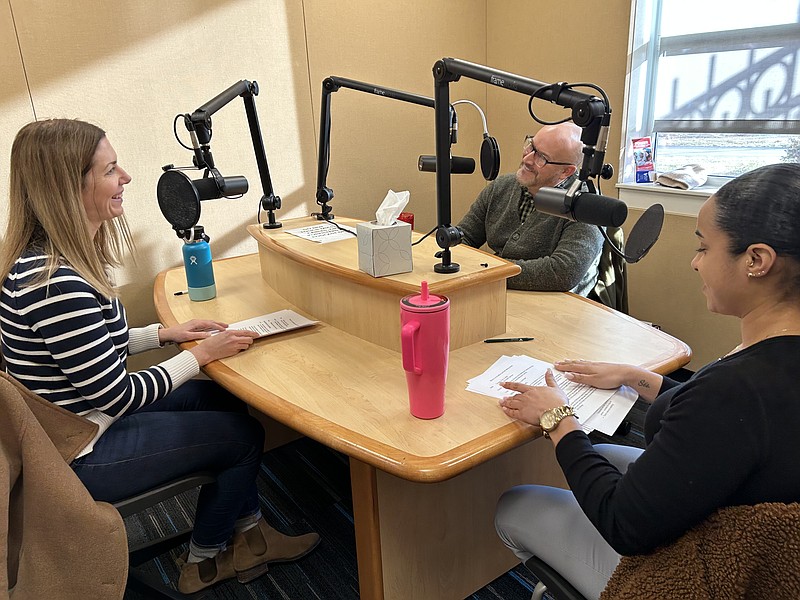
left=123, top=372, right=697, bottom=599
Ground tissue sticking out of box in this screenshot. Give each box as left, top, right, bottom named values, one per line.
left=357, top=190, right=413, bottom=277
left=376, top=190, right=410, bottom=226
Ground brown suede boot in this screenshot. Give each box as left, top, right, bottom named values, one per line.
left=177, top=547, right=237, bottom=594
left=232, top=518, right=320, bottom=583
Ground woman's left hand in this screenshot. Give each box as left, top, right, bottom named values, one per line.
left=498, top=370, right=570, bottom=427
left=159, top=319, right=230, bottom=344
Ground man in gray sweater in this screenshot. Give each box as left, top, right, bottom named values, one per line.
left=457, top=122, right=603, bottom=294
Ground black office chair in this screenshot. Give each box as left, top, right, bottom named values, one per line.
left=114, top=472, right=216, bottom=599
left=524, top=556, right=588, bottom=600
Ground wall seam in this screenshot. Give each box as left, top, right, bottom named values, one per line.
left=8, top=0, right=35, bottom=119
left=299, top=0, right=316, bottom=153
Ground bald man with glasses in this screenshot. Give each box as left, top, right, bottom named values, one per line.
left=457, top=122, right=603, bottom=294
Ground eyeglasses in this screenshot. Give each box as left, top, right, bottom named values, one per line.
left=523, top=135, right=574, bottom=168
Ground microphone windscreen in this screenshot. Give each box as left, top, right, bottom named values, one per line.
left=625, top=203, right=664, bottom=263
left=450, top=156, right=475, bottom=174
left=417, top=155, right=475, bottom=174
left=219, top=175, right=249, bottom=197
left=157, top=170, right=201, bottom=230
left=572, top=192, right=628, bottom=227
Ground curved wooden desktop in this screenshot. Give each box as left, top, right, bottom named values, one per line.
left=154, top=218, right=690, bottom=600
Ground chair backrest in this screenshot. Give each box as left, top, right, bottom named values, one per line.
left=588, top=227, right=628, bottom=314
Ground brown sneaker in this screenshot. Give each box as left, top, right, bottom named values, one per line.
left=178, top=546, right=236, bottom=594
left=232, top=518, right=320, bottom=583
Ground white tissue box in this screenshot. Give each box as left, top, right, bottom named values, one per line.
left=356, top=220, right=413, bottom=277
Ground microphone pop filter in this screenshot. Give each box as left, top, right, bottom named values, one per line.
left=624, top=203, right=664, bottom=263
left=480, top=136, right=500, bottom=181
left=157, top=170, right=201, bottom=231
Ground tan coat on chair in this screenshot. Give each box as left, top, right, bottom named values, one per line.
left=1, top=372, right=128, bottom=599
left=600, top=502, right=800, bottom=600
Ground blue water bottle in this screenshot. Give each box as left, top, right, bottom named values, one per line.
left=182, top=225, right=216, bottom=301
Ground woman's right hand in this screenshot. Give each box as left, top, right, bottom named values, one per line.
left=188, top=329, right=260, bottom=366
left=554, top=360, right=662, bottom=402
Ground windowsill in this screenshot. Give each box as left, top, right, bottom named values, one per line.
left=616, top=181, right=720, bottom=216
left=616, top=182, right=720, bottom=197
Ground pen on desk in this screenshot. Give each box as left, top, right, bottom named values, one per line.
left=174, top=290, right=188, bottom=296
left=484, top=337, right=534, bottom=343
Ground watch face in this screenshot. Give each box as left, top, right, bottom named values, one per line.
left=541, top=406, right=571, bottom=431
left=540, top=409, right=558, bottom=430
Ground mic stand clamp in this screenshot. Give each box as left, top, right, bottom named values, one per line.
left=313, top=186, right=335, bottom=220
left=261, top=193, right=282, bottom=229
left=433, top=224, right=463, bottom=273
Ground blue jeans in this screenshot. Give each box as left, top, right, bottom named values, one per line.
left=71, top=380, right=265, bottom=547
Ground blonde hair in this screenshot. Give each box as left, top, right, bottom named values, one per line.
left=1, top=119, right=134, bottom=298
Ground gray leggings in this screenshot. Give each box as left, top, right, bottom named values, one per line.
left=494, top=444, right=644, bottom=600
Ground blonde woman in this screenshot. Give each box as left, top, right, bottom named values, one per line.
left=0, top=119, right=319, bottom=593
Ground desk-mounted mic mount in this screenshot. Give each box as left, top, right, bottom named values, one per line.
left=314, top=76, right=494, bottom=221
left=157, top=79, right=282, bottom=238
left=431, top=58, right=664, bottom=273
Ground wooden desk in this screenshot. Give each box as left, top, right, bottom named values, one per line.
left=154, top=253, right=689, bottom=600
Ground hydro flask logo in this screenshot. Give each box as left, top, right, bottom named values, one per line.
left=190, top=256, right=198, bottom=265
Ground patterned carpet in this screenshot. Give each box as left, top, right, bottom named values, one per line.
left=122, top=373, right=684, bottom=600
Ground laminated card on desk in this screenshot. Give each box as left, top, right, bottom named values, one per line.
left=466, top=355, right=635, bottom=434
left=227, top=309, right=318, bottom=338
left=286, top=222, right=357, bottom=243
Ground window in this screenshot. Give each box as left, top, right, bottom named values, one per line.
left=622, top=0, right=800, bottom=183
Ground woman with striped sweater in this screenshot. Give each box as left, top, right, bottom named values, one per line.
left=0, top=119, right=318, bottom=593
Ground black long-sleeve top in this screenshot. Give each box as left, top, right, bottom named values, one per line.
left=555, top=336, right=800, bottom=556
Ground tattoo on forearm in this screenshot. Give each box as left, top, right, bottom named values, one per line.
left=638, top=379, right=650, bottom=389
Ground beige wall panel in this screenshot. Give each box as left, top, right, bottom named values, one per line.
left=486, top=0, right=631, bottom=197
left=304, top=0, right=489, bottom=236
left=7, top=0, right=316, bottom=334
left=625, top=209, right=740, bottom=369
left=0, top=2, right=37, bottom=244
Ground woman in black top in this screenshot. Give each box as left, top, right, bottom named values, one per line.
left=494, top=163, right=800, bottom=599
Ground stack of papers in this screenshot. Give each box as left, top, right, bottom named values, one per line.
left=467, top=354, right=638, bottom=435
left=226, top=309, right=318, bottom=338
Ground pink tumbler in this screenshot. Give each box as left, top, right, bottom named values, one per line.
left=400, top=281, right=450, bottom=419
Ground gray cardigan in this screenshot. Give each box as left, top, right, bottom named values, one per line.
left=457, top=174, right=603, bottom=294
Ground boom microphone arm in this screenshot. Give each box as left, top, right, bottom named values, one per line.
left=178, top=79, right=282, bottom=230
left=432, top=58, right=664, bottom=272
left=315, top=76, right=472, bottom=221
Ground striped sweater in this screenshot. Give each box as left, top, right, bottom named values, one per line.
left=0, top=252, right=198, bottom=454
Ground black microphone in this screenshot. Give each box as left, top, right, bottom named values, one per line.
left=418, top=155, right=476, bottom=174
left=534, top=187, right=627, bottom=227
left=157, top=169, right=249, bottom=232
left=572, top=192, right=627, bottom=228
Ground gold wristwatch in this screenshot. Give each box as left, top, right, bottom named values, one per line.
left=540, top=405, right=576, bottom=439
